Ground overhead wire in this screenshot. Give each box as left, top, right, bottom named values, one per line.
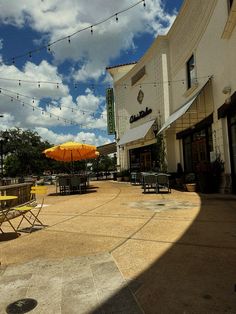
left=3, top=0, right=146, bottom=65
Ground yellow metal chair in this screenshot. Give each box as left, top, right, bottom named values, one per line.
left=13, top=186, right=48, bottom=233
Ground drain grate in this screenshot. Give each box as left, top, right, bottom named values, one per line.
left=6, top=298, right=37, bottom=314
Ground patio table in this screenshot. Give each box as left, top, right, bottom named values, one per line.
left=0, top=195, right=18, bottom=234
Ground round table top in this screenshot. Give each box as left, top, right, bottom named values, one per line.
left=0, top=195, right=18, bottom=201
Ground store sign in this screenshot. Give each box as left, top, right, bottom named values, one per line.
left=106, top=88, right=115, bottom=134
left=129, top=107, right=152, bottom=123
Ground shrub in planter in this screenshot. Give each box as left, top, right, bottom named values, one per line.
left=184, top=173, right=197, bottom=192
left=196, top=158, right=224, bottom=193
left=116, top=172, right=123, bottom=182
left=121, top=169, right=130, bottom=182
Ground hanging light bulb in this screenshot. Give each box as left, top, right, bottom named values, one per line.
left=32, top=98, right=35, bottom=103
left=29, top=51, right=32, bottom=58
left=16, top=93, right=19, bottom=99
left=90, top=26, right=93, bottom=35
left=115, top=14, right=118, bottom=22
left=19, top=80, right=21, bottom=86
left=12, top=58, right=15, bottom=64
left=38, top=82, right=41, bottom=88
left=68, top=36, right=71, bottom=43
left=143, top=0, right=146, bottom=7
left=57, top=83, right=59, bottom=89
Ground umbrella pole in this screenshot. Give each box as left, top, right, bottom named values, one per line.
left=71, top=150, right=74, bottom=174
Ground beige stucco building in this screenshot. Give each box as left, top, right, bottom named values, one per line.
left=107, top=0, right=236, bottom=193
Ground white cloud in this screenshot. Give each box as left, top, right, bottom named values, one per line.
left=35, top=126, right=111, bottom=146
left=0, top=0, right=177, bottom=81
left=0, top=0, right=178, bottom=146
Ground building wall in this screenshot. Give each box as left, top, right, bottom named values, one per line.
left=110, top=37, right=170, bottom=170
left=165, top=0, right=236, bottom=174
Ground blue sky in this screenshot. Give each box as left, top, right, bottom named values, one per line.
left=0, top=0, right=183, bottom=146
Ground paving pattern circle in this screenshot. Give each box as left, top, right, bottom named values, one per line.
left=126, top=199, right=199, bottom=212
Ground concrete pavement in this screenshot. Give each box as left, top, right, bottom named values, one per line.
left=1, top=180, right=236, bottom=313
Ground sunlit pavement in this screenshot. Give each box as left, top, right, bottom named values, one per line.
left=1, top=181, right=236, bottom=313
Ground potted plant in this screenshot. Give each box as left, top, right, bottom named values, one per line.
left=196, top=157, right=224, bottom=193
left=122, top=169, right=130, bottom=182
left=184, top=172, right=197, bottom=192
left=116, top=172, right=123, bottom=182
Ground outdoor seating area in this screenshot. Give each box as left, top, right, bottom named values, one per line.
left=130, top=171, right=171, bottom=194
left=0, top=185, right=47, bottom=235
left=56, top=174, right=89, bottom=195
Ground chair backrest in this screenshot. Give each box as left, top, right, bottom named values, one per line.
left=144, top=174, right=157, bottom=184
left=58, top=177, right=70, bottom=186
left=70, top=176, right=81, bottom=186
left=30, top=186, right=48, bottom=200
left=156, top=174, right=169, bottom=185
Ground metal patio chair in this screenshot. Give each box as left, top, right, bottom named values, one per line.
left=143, top=174, right=158, bottom=193
left=12, top=186, right=48, bottom=233
left=156, top=173, right=171, bottom=193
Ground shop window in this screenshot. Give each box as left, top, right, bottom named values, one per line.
left=186, top=55, right=196, bottom=89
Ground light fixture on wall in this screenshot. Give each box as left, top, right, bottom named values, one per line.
left=152, top=121, right=158, bottom=138
left=222, top=86, right=231, bottom=104
left=222, top=86, right=231, bottom=94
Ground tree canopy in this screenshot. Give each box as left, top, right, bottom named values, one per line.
left=0, top=128, right=52, bottom=176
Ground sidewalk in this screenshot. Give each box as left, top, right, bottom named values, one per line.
left=1, top=181, right=236, bottom=313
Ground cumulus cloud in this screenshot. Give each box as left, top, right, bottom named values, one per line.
left=0, top=0, right=177, bottom=81
left=35, top=126, right=111, bottom=146
left=0, top=0, right=178, bottom=143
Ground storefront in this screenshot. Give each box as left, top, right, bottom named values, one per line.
left=129, top=143, right=159, bottom=172
left=218, top=91, right=236, bottom=193
left=177, top=115, right=213, bottom=173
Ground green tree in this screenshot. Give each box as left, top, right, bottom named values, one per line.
left=0, top=128, right=51, bottom=176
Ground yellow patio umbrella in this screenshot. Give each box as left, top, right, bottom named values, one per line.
left=43, top=141, right=99, bottom=162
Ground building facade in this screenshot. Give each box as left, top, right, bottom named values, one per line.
left=107, top=0, right=236, bottom=193
left=107, top=36, right=170, bottom=172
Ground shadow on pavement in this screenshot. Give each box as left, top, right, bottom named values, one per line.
left=0, top=232, right=20, bottom=242
left=91, top=193, right=236, bottom=313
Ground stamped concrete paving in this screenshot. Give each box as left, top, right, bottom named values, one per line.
left=1, top=181, right=236, bottom=313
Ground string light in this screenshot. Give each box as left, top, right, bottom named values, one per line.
left=115, top=14, right=119, bottom=22
left=0, top=75, right=212, bottom=89
left=0, top=91, right=80, bottom=126
left=4, top=0, right=146, bottom=64
left=68, top=36, right=71, bottom=43
left=0, top=75, right=213, bottom=122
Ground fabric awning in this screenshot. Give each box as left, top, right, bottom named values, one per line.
left=118, top=119, right=155, bottom=146
left=157, top=95, right=198, bottom=134
left=158, top=79, right=213, bottom=134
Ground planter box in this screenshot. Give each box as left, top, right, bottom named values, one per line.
left=185, top=183, right=197, bottom=192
